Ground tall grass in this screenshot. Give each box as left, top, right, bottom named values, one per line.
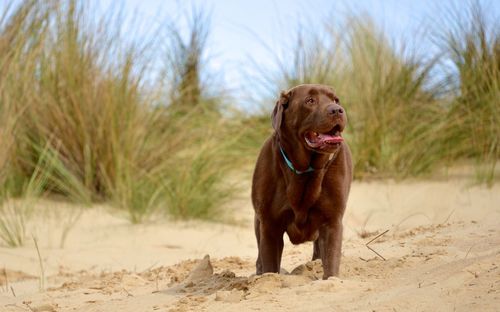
left=164, top=9, right=217, bottom=115
left=342, top=18, right=443, bottom=177
left=250, top=4, right=498, bottom=182
left=164, top=143, right=236, bottom=220
left=251, top=16, right=443, bottom=178
left=0, top=0, right=240, bottom=226
left=0, top=144, right=53, bottom=247
left=437, top=2, right=499, bottom=185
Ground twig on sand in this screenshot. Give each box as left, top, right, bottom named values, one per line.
left=10, top=286, right=16, bottom=297
left=464, top=245, right=475, bottom=259
left=442, top=209, right=456, bottom=224
left=122, top=287, right=133, bottom=297
left=365, top=229, right=389, bottom=261
left=2, top=267, right=8, bottom=292
left=393, top=213, right=431, bottom=235
left=32, top=235, right=45, bottom=291
left=155, top=272, right=160, bottom=292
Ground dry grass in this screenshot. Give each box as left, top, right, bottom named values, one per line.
left=0, top=0, right=497, bottom=246
left=436, top=1, right=500, bottom=185
left=0, top=0, right=240, bottom=232
left=249, top=3, right=498, bottom=182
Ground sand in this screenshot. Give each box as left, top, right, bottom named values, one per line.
left=1, top=179, right=499, bottom=311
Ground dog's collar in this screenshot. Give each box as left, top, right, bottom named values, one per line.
left=279, top=145, right=339, bottom=175
left=279, top=145, right=314, bottom=174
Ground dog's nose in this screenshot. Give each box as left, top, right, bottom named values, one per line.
left=327, top=104, right=344, bottom=116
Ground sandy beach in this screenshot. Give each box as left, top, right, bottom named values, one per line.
left=1, top=179, right=499, bottom=311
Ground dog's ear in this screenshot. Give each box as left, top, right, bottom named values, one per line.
left=271, top=90, right=291, bottom=131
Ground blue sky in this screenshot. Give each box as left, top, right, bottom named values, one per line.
left=101, top=1, right=497, bottom=96
left=108, top=0, right=441, bottom=88
left=2, top=1, right=499, bottom=104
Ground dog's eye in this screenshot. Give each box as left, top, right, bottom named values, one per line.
left=305, top=98, right=315, bottom=105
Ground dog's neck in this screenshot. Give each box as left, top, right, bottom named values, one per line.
left=275, top=133, right=336, bottom=173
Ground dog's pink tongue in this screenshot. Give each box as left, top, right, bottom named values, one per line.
left=318, top=133, right=343, bottom=144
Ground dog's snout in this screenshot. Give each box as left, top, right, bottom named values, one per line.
left=327, top=104, right=344, bottom=116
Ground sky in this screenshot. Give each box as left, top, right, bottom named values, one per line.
left=2, top=0, right=499, bottom=106
left=101, top=0, right=497, bottom=100
left=107, top=0, right=440, bottom=88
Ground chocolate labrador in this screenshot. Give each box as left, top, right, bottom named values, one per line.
left=252, top=84, right=352, bottom=279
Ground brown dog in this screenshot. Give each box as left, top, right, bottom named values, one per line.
left=252, top=84, right=352, bottom=279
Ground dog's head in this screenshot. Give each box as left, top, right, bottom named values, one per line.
left=272, top=84, right=347, bottom=154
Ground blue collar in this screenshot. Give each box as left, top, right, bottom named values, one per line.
left=279, top=145, right=314, bottom=175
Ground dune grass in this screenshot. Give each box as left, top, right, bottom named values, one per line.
left=250, top=16, right=444, bottom=178
left=436, top=2, right=500, bottom=185
left=0, top=0, right=498, bottom=244
left=339, top=18, right=443, bottom=178
left=0, top=144, right=52, bottom=247
left=0, top=0, right=240, bottom=230
left=250, top=4, right=498, bottom=182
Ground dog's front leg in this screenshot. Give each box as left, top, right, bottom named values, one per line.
left=258, top=222, right=284, bottom=274
left=320, top=219, right=343, bottom=279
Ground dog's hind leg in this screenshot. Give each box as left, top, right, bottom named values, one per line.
left=312, top=239, right=321, bottom=260
left=254, top=215, right=263, bottom=274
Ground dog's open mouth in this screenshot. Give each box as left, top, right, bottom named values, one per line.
left=304, top=124, right=343, bottom=149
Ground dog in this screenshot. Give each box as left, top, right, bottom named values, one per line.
left=251, top=84, right=352, bottom=279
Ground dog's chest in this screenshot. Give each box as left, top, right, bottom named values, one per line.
left=285, top=170, right=327, bottom=213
